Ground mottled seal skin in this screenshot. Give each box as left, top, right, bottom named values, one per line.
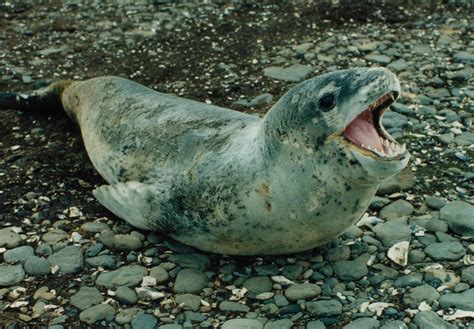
left=1, top=67, right=409, bottom=255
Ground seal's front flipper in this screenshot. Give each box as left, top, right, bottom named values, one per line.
left=93, top=181, right=162, bottom=230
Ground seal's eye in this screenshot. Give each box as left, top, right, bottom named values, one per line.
left=319, top=93, right=335, bottom=111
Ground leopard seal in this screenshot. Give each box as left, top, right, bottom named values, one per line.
left=0, top=67, right=409, bottom=255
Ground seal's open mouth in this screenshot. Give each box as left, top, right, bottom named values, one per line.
left=343, top=92, right=406, bottom=158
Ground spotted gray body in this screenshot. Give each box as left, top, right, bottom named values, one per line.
left=2, top=68, right=409, bottom=255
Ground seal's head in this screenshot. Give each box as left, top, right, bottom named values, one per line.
left=264, top=67, right=409, bottom=185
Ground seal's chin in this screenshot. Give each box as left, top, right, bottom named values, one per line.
left=342, top=91, right=406, bottom=160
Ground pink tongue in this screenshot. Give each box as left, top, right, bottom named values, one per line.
left=343, top=111, right=383, bottom=152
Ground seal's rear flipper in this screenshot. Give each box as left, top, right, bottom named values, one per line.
left=93, top=182, right=161, bottom=230
left=0, top=81, right=72, bottom=112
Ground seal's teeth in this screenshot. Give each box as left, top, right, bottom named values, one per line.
left=400, top=143, right=406, bottom=153
left=387, top=148, right=394, bottom=157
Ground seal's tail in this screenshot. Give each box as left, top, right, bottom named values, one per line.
left=0, top=80, right=73, bottom=112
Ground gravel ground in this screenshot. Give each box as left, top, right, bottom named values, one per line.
left=0, top=1, right=473, bottom=328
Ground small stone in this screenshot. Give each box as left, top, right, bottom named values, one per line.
left=284, top=283, right=321, bottom=301
left=0, top=228, right=22, bottom=248
left=222, top=319, right=263, bottom=329
left=175, top=294, right=202, bottom=311
left=439, top=288, right=474, bottom=311
left=24, top=256, right=51, bottom=276
left=380, top=320, right=407, bottom=329
left=325, top=246, right=351, bottom=262
left=114, top=234, right=143, bottom=251
left=42, top=229, right=68, bottom=244
left=173, top=269, right=208, bottom=294
left=219, top=301, right=250, bottom=313
left=70, top=286, right=104, bottom=310
left=382, top=111, right=408, bottom=129
left=365, top=54, right=392, bottom=64
left=47, top=245, right=83, bottom=274
left=374, top=222, right=412, bottom=247
left=403, top=284, right=439, bottom=306
left=0, top=264, right=25, bottom=287
left=394, top=273, right=423, bottom=288
left=79, top=304, right=115, bottom=325
left=425, top=242, right=465, bottom=261
left=116, top=286, right=138, bottom=305
left=307, top=320, right=326, bottom=329
left=86, top=255, right=117, bottom=269
left=414, top=311, right=457, bottom=329
left=263, top=64, right=313, bottom=82
left=149, top=266, right=170, bottom=283
left=425, top=196, right=447, bottom=210
left=440, top=201, right=474, bottom=236
left=264, top=319, right=292, bottom=329
left=306, top=299, right=343, bottom=316
left=115, top=307, right=144, bottom=325
left=333, top=260, right=368, bottom=281
left=131, top=314, right=158, bottom=329
left=243, top=276, right=273, bottom=296
left=379, top=199, right=414, bottom=220
left=343, top=317, right=379, bottom=329
left=96, top=265, right=147, bottom=289
left=81, top=222, right=110, bottom=233
left=462, top=266, right=474, bottom=285
left=3, top=246, right=34, bottom=264
left=387, top=58, right=408, bottom=72
left=168, top=253, right=210, bottom=271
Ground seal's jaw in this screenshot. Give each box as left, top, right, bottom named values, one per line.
left=341, top=91, right=407, bottom=161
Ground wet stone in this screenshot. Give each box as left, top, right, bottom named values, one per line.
left=440, top=201, right=474, bottom=236
left=173, top=269, right=208, bottom=294
left=0, top=264, right=25, bottom=287
left=86, top=255, right=117, bottom=269
left=333, top=260, right=368, bottom=281
left=374, top=221, right=412, bottom=247
left=0, top=228, right=22, bottom=248
left=403, top=284, right=440, bottom=306
left=42, top=229, right=68, bottom=244
left=380, top=320, right=407, bottom=329
left=424, top=241, right=465, bottom=261
left=379, top=199, right=414, bottom=219
left=81, top=222, right=110, bottom=233
left=307, top=320, right=326, bottom=329
left=47, top=245, right=83, bottom=274
left=96, top=265, right=147, bottom=289
left=70, top=286, right=104, bottom=310
left=116, top=286, right=138, bottom=305
left=79, top=304, right=115, bottom=325
left=439, top=288, right=474, bottom=311
left=243, top=276, right=273, bottom=296
left=131, top=313, right=158, bottom=329
left=425, top=196, right=447, bottom=210
left=3, top=245, right=34, bottom=264
left=284, top=283, right=321, bottom=301
left=168, top=253, right=210, bottom=271
left=24, top=256, right=51, bottom=276
left=343, top=317, right=379, bottom=329
left=365, top=54, right=392, bottom=64
left=222, top=319, right=263, bottom=329
left=219, top=300, right=250, bottom=313
left=461, top=266, right=474, bottom=285
left=264, top=319, right=292, bottom=329
left=263, top=64, right=313, bottom=82
left=149, top=266, right=170, bottom=283
left=394, top=273, right=423, bottom=288
left=114, top=234, right=142, bottom=251
left=175, top=294, right=201, bottom=311
left=414, top=311, right=457, bottom=329
left=306, top=299, right=343, bottom=316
